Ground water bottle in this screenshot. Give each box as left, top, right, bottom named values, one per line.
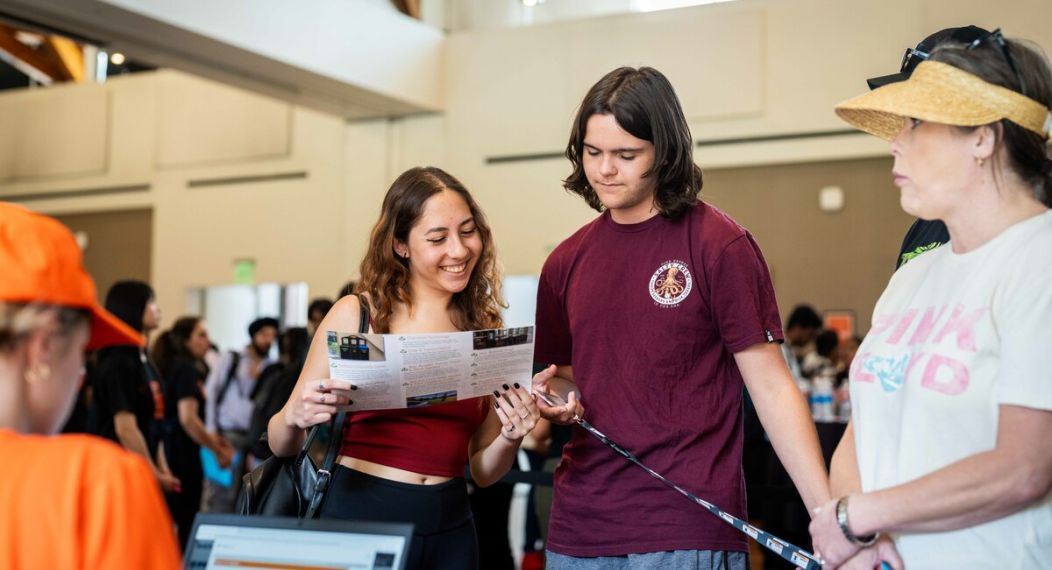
left=810, top=371, right=835, bottom=422
left=836, top=382, right=852, bottom=422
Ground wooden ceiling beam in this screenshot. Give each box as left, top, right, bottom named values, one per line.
left=390, top=0, right=421, bottom=19
left=0, top=24, right=69, bottom=81
left=46, top=35, right=84, bottom=82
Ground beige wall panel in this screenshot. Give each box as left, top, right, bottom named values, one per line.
left=446, top=6, right=764, bottom=159
left=343, top=119, right=394, bottom=286
left=388, top=114, right=448, bottom=177
left=566, top=7, right=764, bottom=123
left=53, top=209, right=153, bottom=303
left=0, top=74, right=156, bottom=200
left=154, top=73, right=292, bottom=168
left=703, top=157, right=913, bottom=333
left=920, top=0, right=1051, bottom=49
left=453, top=159, right=597, bottom=276
left=0, top=86, right=109, bottom=182
left=150, top=106, right=347, bottom=327
left=750, top=0, right=918, bottom=134
left=446, top=26, right=577, bottom=158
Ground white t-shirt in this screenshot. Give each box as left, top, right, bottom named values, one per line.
left=850, top=210, right=1052, bottom=569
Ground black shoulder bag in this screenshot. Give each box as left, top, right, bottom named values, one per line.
left=236, top=297, right=369, bottom=518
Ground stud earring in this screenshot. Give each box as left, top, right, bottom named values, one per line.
left=977, top=157, right=985, bottom=167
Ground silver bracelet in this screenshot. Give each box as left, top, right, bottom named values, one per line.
left=836, top=495, right=879, bottom=547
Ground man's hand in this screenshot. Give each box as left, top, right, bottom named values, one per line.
left=213, top=436, right=236, bottom=469
left=532, top=365, right=583, bottom=425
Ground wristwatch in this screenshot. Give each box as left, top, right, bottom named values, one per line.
left=836, top=495, right=879, bottom=547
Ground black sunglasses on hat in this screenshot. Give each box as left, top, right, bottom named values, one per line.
left=867, top=25, right=990, bottom=90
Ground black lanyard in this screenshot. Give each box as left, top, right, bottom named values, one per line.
left=537, top=391, right=822, bottom=570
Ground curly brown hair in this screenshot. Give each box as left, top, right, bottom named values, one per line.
left=356, top=167, right=505, bottom=333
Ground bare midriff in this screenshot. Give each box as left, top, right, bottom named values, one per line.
left=337, top=456, right=453, bottom=485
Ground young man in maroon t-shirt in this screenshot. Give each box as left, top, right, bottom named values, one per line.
left=532, top=67, right=831, bottom=568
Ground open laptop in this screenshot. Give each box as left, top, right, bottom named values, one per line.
left=184, top=514, right=413, bottom=570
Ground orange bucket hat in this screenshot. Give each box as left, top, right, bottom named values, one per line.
left=0, top=202, right=143, bottom=350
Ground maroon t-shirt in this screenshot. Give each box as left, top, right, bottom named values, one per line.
left=535, top=201, right=783, bottom=557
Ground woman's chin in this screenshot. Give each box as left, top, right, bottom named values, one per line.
left=899, top=194, right=923, bottom=218
left=439, top=274, right=471, bottom=294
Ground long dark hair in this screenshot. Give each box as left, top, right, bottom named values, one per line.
left=931, top=37, right=1052, bottom=205
left=356, top=167, right=505, bottom=334
left=564, top=66, right=704, bottom=219
left=104, top=280, right=154, bottom=333
left=151, top=316, right=201, bottom=377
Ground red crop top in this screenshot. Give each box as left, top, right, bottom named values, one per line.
left=339, top=398, right=490, bottom=477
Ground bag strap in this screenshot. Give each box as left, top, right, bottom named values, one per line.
left=215, top=350, right=241, bottom=432
left=355, top=294, right=370, bottom=334
left=303, top=295, right=370, bottom=518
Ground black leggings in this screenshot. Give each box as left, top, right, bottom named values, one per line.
left=319, top=466, right=479, bottom=570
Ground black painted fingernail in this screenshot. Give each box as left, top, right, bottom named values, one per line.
left=351, top=385, right=358, bottom=390
left=494, top=400, right=500, bottom=409
left=347, top=400, right=354, bottom=406
left=513, top=383, right=520, bottom=389
left=492, top=390, right=500, bottom=398
left=502, top=384, right=510, bottom=390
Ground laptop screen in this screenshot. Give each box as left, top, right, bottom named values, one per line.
left=184, top=514, right=413, bottom=570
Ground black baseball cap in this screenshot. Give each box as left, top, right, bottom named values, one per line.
left=866, top=25, right=991, bottom=90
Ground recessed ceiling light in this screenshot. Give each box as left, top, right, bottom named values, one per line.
left=110, top=52, right=126, bottom=65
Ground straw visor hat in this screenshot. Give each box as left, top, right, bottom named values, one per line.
left=836, top=60, right=1052, bottom=141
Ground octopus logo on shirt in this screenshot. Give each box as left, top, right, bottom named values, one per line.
left=649, top=260, right=693, bottom=306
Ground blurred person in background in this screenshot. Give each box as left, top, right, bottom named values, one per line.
left=802, top=329, right=840, bottom=380
left=337, top=281, right=357, bottom=300
left=153, top=316, right=236, bottom=549
left=307, top=298, right=334, bottom=338
left=203, top=316, right=278, bottom=511
left=91, top=280, right=180, bottom=493
left=784, top=304, right=824, bottom=364
left=247, top=326, right=310, bottom=459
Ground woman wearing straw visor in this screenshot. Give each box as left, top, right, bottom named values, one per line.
left=0, top=203, right=180, bottom=568
left=809, top=30, right=1052, bottom=569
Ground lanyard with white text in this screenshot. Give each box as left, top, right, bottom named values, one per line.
left=537, top=391, right=823, bottom=570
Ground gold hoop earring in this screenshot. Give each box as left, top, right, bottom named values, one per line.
left=24, top=364, right=51, bottom=384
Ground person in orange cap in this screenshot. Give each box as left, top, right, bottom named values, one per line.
left=0, top=202, right=181, bottom=569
